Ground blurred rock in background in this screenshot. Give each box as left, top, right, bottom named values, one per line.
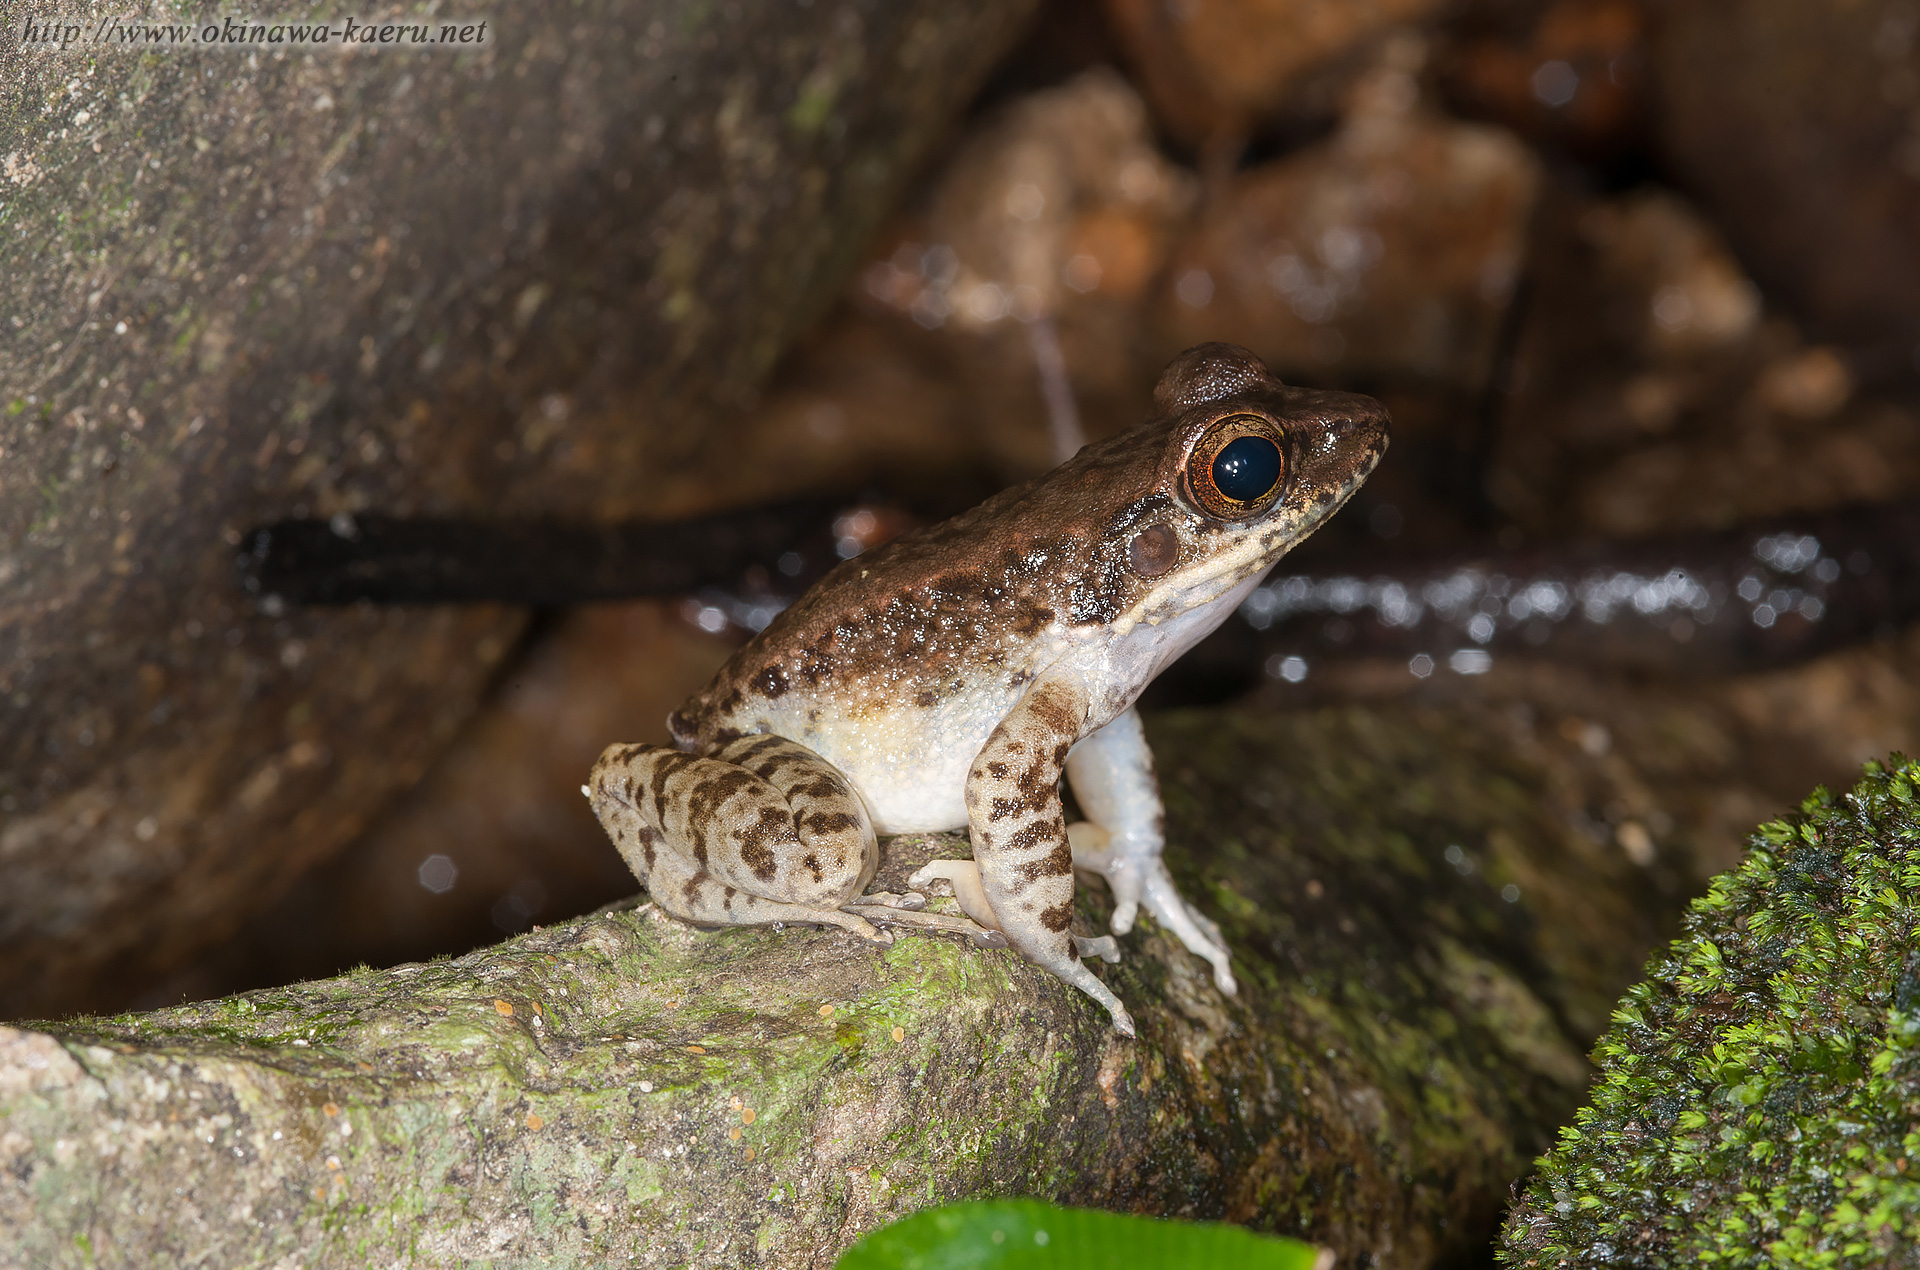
left=1653, top=0, right=1920, bottom=361
left=1154, top=36, right=1539, bottom=394
left=1103, top=0, right=1445, bottom=148
left=0, top=0, right=1040, bottom=1020
left=1488, top=181, right=1920, bottom=539
left=1438, top=0, right=1651, bottom=173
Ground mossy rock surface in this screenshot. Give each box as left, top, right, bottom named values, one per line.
left=1503, top=757, right=1920, bottom=1266
left=0, top=704, right=1701, bottom=1268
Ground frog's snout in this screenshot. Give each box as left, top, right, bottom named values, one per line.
left=1306, top=390, right=1392, bottom=490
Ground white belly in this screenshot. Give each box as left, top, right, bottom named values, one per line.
left=735, top=573, right=1266, bottom=835
left=755, top=691, right=1016, bottom=834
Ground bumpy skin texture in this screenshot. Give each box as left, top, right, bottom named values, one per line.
left=592, top=344, right=1389, bottom=1030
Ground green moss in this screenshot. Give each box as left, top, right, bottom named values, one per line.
left=1502, top=757, right=1920, bottom=1267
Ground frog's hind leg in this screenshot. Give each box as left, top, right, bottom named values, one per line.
left=709, top=733, right=881, bottom=900
left=587, top=740, right=889, bottom=943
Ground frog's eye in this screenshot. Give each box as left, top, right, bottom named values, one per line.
left=1186, top=415, right=1286, bottom=520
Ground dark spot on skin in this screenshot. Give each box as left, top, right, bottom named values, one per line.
left=683, top=871, right=709, bottom=903
left=1010, top=604, right=1055, bottom=637
left=647, top=751, right=697, bottom=816
left=915, top=689, right=938, bottom=708
left=1006, top=670, right=1034, bottom=691
left=667, top=709, right=698, bottom=745
left=803, top=811, right=861, bottom=837
left=734, top=806, right=791, bottom=881
left=987, top=762, right=1009, bottom=779
left=1053, top=741, right=1072, bottom=767
left=789, top=776, right=842, bottom=801
left=1040, top=901, right=1074, bottom=932
left=755, top=665, right=789, bottom=699
left=710, top=726, right=744, bottom=746
left=1013, top=841, right=1075, bottom=879
left=686, top=768, right=757, bottom=826
left=1008, top=821, right=1057, bottom=854
left=989, top=798, right=1023, bottom=823
left=802, top=854, right=824, bottom=884
left=1028, top=686, right=1081, bottom=738
left=736, top=735, right=785, bottom=761
left=1102, top=493, right=1175, bottom=540
left=723, top=887, right=735, bottom=911
left=720, top=688, right=744, bottom=712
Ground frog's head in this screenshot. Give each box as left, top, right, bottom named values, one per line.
left=1095, top=342, right=1389, bottom=627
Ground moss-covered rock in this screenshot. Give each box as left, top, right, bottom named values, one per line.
left=1503, top=756, right=1920, bottom=1266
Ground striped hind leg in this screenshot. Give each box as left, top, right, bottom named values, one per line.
left=587, top=739, right=888, bottom=943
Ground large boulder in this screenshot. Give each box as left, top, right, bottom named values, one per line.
left=0, top=0, right=1039, bottom=1018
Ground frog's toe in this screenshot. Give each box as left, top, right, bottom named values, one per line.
left=905, top=858, right=1002, bottom=932
left=1074, top=934, right=1122, bottom=964
left=1139, top=869, right=1237, bottom=995
left=1110, top=898, right=1140, bottom=936
left=847, top=890, right=928, bottom=912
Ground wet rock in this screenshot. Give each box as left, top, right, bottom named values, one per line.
left=1155, top=41, right=1541, bottom=391
left=0, top=0, right=1039, bottom=1018
left=0, top=701, right=1715, bottom=1267
left=1651, top=0, right=1920, bottom=354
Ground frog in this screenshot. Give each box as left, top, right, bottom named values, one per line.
left=587, top=342, right=1389, bottom=1035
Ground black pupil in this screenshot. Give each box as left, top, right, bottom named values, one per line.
left=1211, top=435, right=1282, bottom=503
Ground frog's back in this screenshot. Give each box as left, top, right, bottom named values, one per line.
left=668, top=431, right=1165, bottom=754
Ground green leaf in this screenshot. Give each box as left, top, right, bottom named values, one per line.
left=835, top=1200, right=1327, bottom=1270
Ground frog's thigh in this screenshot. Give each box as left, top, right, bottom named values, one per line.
left=709, top=734, right=878, bottom=902
left=965, top=675, right=1134, bottom=1036
left=588, top=742, right=886, bottom=942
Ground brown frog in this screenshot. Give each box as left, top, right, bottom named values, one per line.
left=588, top=343, right=1389, bottom=1034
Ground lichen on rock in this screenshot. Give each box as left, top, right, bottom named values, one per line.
left=1503, top=756, right=1920, bottom=1266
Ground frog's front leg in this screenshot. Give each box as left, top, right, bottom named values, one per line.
left=587, top=735, right=889, bottom=943
left=964, top=673, right=1136, bottom=1036
left=1065, top=707, right=1236, bottom=995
